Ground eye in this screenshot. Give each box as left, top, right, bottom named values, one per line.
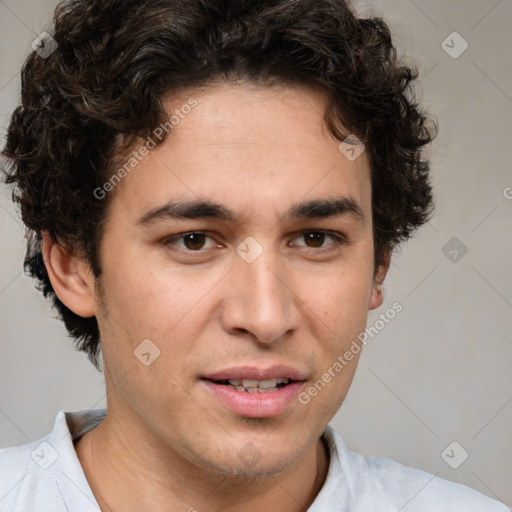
left=162, top=230, right=347, bottom=255
left=290, top=231, right=346, bottom=250
left=163, top=232, right=219, bottom=252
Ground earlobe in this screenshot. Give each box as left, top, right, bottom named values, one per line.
left=368, top=249, right=392, bottom=311
left=368, top=282, right=384, bottom=311
left=41, top=232, right=97, bottom=318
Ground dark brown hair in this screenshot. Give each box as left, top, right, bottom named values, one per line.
left=2, top=0, right=436, bottom=369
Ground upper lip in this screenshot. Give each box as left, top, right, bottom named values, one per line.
left=202, top=365, right=308, bottom=382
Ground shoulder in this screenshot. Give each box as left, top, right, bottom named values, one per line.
left=325, top=426, right=509, bottom=512
left=0, top=433, right=62, bottom=511
left=362, top=452, right=507, bottom=511
left=0, top=409, right=104, bottom=512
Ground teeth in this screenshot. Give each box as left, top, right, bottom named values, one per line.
left=225, top=378, right=290, bottom=390
left=242, top=379, right=259, bottom=388
left=258, top=379, right=278, bottom=389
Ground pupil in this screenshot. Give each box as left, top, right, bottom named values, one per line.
left=184, top=233, right=205, bottom=250
left=305, top=232, right=324, bottom=248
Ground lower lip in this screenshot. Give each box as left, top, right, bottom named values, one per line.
left=201, top=380, right=305, bottom=418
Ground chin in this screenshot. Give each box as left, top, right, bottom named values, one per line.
left=199, top=437, right=306, bottom=480
left=214, top=454, right=298, bottom=480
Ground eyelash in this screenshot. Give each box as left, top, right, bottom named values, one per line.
left=162, top=230, right=348, bottom=255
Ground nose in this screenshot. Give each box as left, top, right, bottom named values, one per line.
left=220, top=244, right=301, bottom=345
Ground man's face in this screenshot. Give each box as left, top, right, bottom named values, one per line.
left=91, top=83, right=385, bottom=476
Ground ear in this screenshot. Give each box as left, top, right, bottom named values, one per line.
left=41, top=231, right=97, bottom=317
left=368, top=248, right=392, bottom=311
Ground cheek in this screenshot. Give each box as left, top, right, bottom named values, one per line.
left=303, top=264, right=374, bottom=338
left=100, top=249, right=199, bottom=333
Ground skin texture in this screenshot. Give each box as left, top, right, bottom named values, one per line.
left=43, top=82, right=390, bottom=512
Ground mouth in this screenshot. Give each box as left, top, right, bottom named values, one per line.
left=200, top=365, right=308, bottom=418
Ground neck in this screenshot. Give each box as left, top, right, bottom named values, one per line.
left=75, top=409, right=330, bottom=512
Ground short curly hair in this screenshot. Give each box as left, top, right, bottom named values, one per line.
left=2, top=0, right=436, bottom=370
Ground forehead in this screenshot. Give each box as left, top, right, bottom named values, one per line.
left=108, top=82, right=372, bottom=223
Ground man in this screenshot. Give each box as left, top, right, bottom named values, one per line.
left=0, top=0, right=507, bottom=510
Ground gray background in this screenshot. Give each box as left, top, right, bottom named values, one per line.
left=1, top=0, right=511, bottom=507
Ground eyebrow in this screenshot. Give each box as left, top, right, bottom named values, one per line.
left=137, top=196, right=365, bottom=226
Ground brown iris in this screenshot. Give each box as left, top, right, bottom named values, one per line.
left=183, top=233, right=207, bottom=250
left=303, top=232, right=326, bottom=248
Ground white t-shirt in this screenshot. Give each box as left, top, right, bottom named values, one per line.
left=0, top=409, right=508, bottom=511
